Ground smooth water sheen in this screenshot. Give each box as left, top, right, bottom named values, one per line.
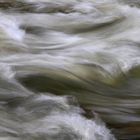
left=0, top=0, right=140, bottom=140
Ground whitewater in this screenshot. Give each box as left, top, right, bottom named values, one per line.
left=0, top=0, right=140, bottom=139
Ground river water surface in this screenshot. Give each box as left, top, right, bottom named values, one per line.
left=0, top=0, right=140, bottom=140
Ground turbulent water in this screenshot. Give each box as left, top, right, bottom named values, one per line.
left=0, top=0, right=140, bottom=140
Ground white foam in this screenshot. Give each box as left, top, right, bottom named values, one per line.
left=0, top=13, right=25, bottom=41
left=24, top=113, right=116, bottom=140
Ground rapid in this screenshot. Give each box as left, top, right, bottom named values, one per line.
left=0, top=0, right=140, bottom=139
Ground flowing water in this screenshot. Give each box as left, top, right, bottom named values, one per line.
left=0, top=0, right=140, bottom=139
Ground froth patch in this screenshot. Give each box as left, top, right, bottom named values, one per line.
left=0, top=13, right=25, bottom=41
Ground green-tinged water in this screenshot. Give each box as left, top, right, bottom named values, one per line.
left=0, top=0, right=140, bottom=140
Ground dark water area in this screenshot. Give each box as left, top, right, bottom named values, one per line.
left=0, top=0, right=140, bottom=140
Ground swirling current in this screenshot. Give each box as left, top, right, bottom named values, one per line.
left=0, top=0, right=140, bottom=140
